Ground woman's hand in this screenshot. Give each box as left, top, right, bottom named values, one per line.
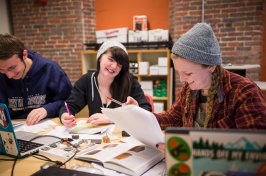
left=61, top=112, right=77, bottom=128
left=156, top=143, right=166, bottom=156
left=26, top=107, right=47, bottom=126
left=87, top=113, right=112, bottom=124
left=125, top=96, right=139, bottom=106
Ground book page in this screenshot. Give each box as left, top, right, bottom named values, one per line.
left=101, top=105, right=164, bottom=148
left=104, top=145, right=164, bottom=176
left=76, top=143, right=137, bottom=163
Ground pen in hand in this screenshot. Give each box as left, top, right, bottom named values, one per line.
left=65, top=102, right=71, bottom=115
left=106, top=96, right=124, bottom=106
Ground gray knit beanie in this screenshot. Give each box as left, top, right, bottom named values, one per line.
left=171, top=23, right=222, bottom=65
left=96, top=41, right=128, bottom=60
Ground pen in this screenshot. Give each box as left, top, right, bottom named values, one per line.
left=106, top=96, right=124, bottom=106
left=65, top=102, right=71, bottom=115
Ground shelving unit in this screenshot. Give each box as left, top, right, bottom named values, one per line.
left=81, top=49, right=171, bottom=112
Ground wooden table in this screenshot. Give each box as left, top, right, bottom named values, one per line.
left=0, top=118, right=123, bottom=176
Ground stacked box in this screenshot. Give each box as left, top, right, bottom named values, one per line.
left=140, top=81, right=153, bottom=96
left=95, top=27, right=128, bottom=44
left=154, top=102, right=164, bottom=113
left=139, top=62, right=150, bottom=75
left=148, top=29, right=169, bottom=42
left=128, top=30, right=148, bottom=42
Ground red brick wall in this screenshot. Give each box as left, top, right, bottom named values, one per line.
left=9, top=0, right=264, bottom=95
left=10, top=0, right=95, bottom=84
left=169, top=0, right=264, bottom=96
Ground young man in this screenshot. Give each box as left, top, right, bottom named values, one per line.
left=0, top=34, right=72, bottom=125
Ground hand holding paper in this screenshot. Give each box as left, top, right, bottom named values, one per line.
left=101, top=105, right=164, bottom=148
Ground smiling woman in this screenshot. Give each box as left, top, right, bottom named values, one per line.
left=59, top=41, right=152, bottom=128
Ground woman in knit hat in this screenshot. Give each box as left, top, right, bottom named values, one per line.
left=127, top=23, right=266, bottom=154
left=155, top=23, right=266, bottom=129
left=60, top=41, right=151, bottom=128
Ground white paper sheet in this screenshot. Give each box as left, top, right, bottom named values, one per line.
left=101, top=105, right=165, bottom=148
left=14, top=119, right=57, bottom=133
left=44, top=121, right=118, bottom=140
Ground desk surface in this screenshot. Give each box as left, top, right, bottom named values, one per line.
left=0, top=118, right=123, bottom=176
left=223, top=64, right=260, bottom=70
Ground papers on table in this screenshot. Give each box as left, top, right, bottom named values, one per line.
left=14, top=119, right=57, bottom=133
left=69, top=121, right=112, bottom=135
left=45, top=120, right=118, bottom=140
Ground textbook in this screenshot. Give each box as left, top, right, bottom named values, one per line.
left=75, top=143, right=164, bottom=176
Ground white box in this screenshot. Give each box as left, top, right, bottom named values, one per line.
left=140, top=81, right=153, bottom=89
left=96, top=27, right=128, bottom=44
left=148, top=29, right=169, bottom=42
left=158, top=57, right=168, bottom=67
left=158, top=66, right=168, bottom=75
left=96, top=35, right=127, bottom=44
left=139, top=62, right=149, bottom=75
left=128, top=30, right=148, bottom=42
left=150, top=65, right=159, bottom=75
left=143, top=89, right=153, bottom=97
left=154, top=102, right=164, bottom=113
left=133, top=15, right=148, bottom=31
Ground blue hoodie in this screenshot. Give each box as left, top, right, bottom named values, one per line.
left=0, top=50, right=72, bottom=119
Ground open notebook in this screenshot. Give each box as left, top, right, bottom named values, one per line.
left=0, top=103, right=52, bottom=158
left=165, top=127, right=266, bottom=176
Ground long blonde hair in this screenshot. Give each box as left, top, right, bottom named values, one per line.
left=184, top=65, right=221, bottom=127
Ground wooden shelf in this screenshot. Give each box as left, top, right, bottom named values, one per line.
left=81, top=49, right=171, bottom=112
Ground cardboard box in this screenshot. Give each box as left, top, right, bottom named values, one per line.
left=139, top=62, right=149, bottom=75
left=96, top=27, right=128, bottom=43
left=143, top=89, right=153, bottom=97
left=128, top=30, right=148, bottom=42
left=150, top=65, right=159, bottom=75
left=96, top=35, right=127, bottom=44
left=148, top=29, right=169, bottom=42
left=133, top=15, right=148, bottom=31
left=158, top=66, right=168, bottom=75
left=158, top=57, right=168, bottom=67
left=140, top=81, right=153, bottom=90
left=154, top=102, right=164, bottom=113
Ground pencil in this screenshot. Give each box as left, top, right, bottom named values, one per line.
left=106, top=96, right=124, bottom=106
left=65, top=102, right=71, bottom=115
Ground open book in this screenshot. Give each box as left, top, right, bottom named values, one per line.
left=101, top=105, right=165, bottom=148
left=75, top=143, right=164, bottom=176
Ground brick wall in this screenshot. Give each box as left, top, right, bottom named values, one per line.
left=10, top=0, right=95, bottom=84
left=169, top=0, right=264, bottom=96
left=10, top=0, right=264, bottom=95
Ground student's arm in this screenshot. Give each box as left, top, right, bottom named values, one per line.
left=59, top=74, right=89, bottom=118
left=42, top=68, right=72, bottom=118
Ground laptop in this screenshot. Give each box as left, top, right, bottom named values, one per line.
left=0, top=103, right=55, bottom=158
left=165, top=127, right=266, bottom=176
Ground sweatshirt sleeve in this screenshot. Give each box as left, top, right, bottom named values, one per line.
left=42, top=67, right=72, bottom=118
left=59, top=74, right=89, bottom=117
left=130, top=75, right=152, bottom=112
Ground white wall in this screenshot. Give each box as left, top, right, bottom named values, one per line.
left=0, top=0, right=12, bottom=34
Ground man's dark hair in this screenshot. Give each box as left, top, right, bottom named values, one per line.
left=0, top=34, right=25, bottom=61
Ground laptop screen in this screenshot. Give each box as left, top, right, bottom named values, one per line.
left=165, top=127, right=266, bottom=176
